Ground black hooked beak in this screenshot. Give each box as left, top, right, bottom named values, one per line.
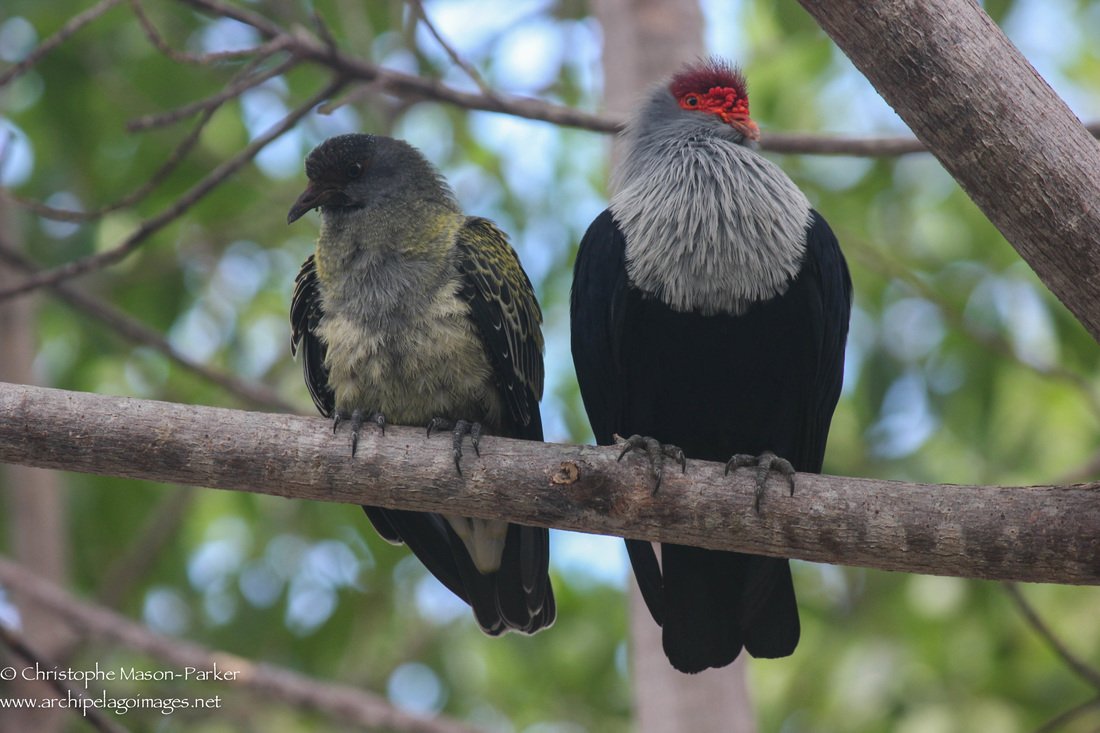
left=287, top=182, right=341, bottom=224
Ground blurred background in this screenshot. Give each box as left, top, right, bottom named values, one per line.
left=2, top=0, right=1100, bottom=731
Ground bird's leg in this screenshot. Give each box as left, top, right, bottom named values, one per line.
left=332, top=409, right=386, bottom=457
left=725, top=450, right=796, bottom=514
left=614, top=433, right=686, bottom=494
left=427, top=418, right=482, bottom=475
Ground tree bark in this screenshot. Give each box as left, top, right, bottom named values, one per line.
left=1, top=382, right=1097, bottom=585
left=797, top=0, right=1100, bottom=343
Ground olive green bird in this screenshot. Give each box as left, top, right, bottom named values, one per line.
left=287, top=134, right=554, bottom=634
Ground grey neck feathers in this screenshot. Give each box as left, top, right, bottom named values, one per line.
left=316, top=200, right=462, bottom=327
left=610, top=93, right=812, bottom=316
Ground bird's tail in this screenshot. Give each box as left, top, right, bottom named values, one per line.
left=631, top=542, right=799, bottom=673
left=449, top=522, right=556, bottom=634
left=363, top=507, right=554, bottom=635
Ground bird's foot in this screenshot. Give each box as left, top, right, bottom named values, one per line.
left=725, top=451, right=795, bottom=514
left=333, top=409, right=386, bottom=456
left=614, top=433, right=686, bottom=494
left=427, top=418, right=482, bottom=475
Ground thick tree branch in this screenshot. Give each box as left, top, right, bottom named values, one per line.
left=0, top=558, right=487, bottom=733
left=1, top=382, right=1097, bottom=585
left=797, top=0, right=1100, bottom=343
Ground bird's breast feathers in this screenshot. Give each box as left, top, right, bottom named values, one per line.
left=317, top=277, right=503, bottom=427
left=610, top=136, right=812, bottom=316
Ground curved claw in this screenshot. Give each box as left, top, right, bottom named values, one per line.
left=726, top=451, right=796, bottom=513
left=615, top=434, right=686, bottom=495
left=427, top=418, right=482, bottom=475
left=426, top=416, right=451, bottom=438
left=332, top=409, right=385, bottom=456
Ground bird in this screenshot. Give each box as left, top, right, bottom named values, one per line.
left=288, top=133, right=554, bottom=635
left=570, top=58, right=851, bottom=672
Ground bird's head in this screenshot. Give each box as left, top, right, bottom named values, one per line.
left=287, top=134, right=451, bottom=225
left=665, top=58, right=758, bottom=144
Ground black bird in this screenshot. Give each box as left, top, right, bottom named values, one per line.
left=570, top=59, right=851, bottom=672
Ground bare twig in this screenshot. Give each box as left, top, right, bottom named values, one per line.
left=0, top=0, right=128, bottom=87
left=0, top=241, right=294, bottom=412
left=4, top=53, right=297, bottom=224
left=95, top=487, right=195, bottom=608
left=4, top=102, right=219, bottom=224
left=174, top=0, right=1100, bottom=157
left=0, top=625, right=130, bottom=733
left=406, top=0, right=497, bottom=99
left=844, top=233, right=1100, bottom=422
left=129, top=0, right=288, bottom=66
left=1003, top=583, right=1100, bottom=690
left=2, top=382, right=1099, bottom=585
left=1033, top=696, right=1100, bottom=733
left=126, top=47, right=296, bottom=132
left=0, top=558, right=489, bottom=733
left=0, top=78, right=344, bottom=302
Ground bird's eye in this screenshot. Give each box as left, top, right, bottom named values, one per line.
left=347, top=162, right=364, bottom=179
left=684, top=95, right=700, bottom=107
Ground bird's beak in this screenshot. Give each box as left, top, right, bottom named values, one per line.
left=722, top=113, right=760, bottom=142
left=287, top=182, right=336, bottom=224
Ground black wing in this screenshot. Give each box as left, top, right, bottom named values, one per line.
left=570, top=209, right=630, bottom=446
left=797, top=210, right=852, bottom=472
left=570, top=209, right=668, bottom=619
left=290, top=254, right=336, bottom=418
left=455, top=217, right=544, bottom=440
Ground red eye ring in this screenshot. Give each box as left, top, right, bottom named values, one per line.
left=684, top=95, right=700, bottom=107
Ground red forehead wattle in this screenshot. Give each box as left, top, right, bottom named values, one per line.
left=702, top=86, right=749, bottom=114
left=669, top=63, right=748, bottom=100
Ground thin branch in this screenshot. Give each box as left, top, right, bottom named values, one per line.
left=844, top=233, right=1100, bottom=421
left=126, top=48, right=296, bottom=133
left=1002, top=583, right=1100, bottom=690
left=0, top=78, right=344, bottom=302
left=407, top=0, right=498, bottom=99
left=95, top=487, right=195, bottom=608
left=0, top=241, right=294, bottom=412
left=0, top=0, right=128, bottom=87
left=4, top=100, right=218, bottom=224
left=129, top=0, right=288, bottom=66
left=1, top=382, right=1099, bottom=585
left=0, top=625, right=130, bottom=733
left=174, top=0, right=1100, bottom=157
left=0, top=558, right=488, bottom=733
left=1033, top=696, right=1100, bottom=733
left=4, top=54, right=297, bottom=224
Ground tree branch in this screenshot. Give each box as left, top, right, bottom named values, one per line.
left=0, top=382, right=1097, bottom=585
left=0, top=0, right=127, bottom=87
left=0, top=78, right=342, bottom=302
left=0, top=241, right=293, bottom=413
left=1002, top=583, right=1100, bottom=690
left=173, top=0, right=1100, bottom=157
left=0, top=558, right=487, bottom=733
left=797, top=0, right=1100, bottom=343
left=0, top=625, right=130, bottom=733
